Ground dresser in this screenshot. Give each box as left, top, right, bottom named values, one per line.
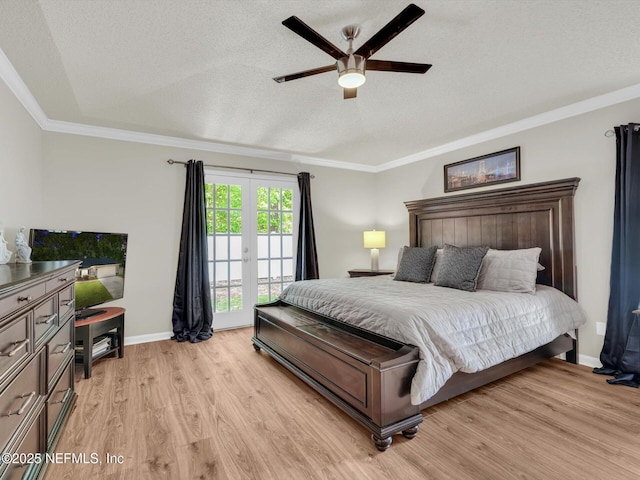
left=0, top=261, right=79, bottom=480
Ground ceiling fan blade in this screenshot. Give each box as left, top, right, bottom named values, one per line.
left=273, top=64, right=336, bottom=83
left=282, top=16, right=347, bottom=60
left=366, top=59, right=432, bottom=74
left=354, top=4, right=425, bottom=59
left=343, top=88, right=357, bottom=99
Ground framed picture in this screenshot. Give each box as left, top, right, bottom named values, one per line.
left=444, top=147, right=521, bottom=193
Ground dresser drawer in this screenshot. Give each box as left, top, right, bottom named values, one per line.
left=0, top=314, right=31, bottom=387
left=45, top=270, right=75, bottom=294
left=0, top=282, right=45, bottom=322
left=46, top=360, right=73, bottom=448
left=57, top=285, right=75, bottom=322
left=0, top=353, right=43, bottom=454
left=33, top=297, right=58, bottom=348
left=0, top=408, right=44, bottom=480
left=47, top=319, right=73, bottom=387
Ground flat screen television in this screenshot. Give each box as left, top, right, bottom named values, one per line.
left=29, top=229, right=128, bottom=319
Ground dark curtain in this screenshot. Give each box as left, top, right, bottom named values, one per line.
left=295, top=172, right=319, bottom=281
left=171, top=160, right=214, bottom=343
left=593, top=124, right=640, bottom=387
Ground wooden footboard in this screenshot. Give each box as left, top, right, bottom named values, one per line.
left=252, top=300, right=422, bottom=451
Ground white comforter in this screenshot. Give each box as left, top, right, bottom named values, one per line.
left=279, top=276, right=587, bottom=405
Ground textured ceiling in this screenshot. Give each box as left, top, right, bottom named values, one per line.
left=1, top=0, right=640, bottom=167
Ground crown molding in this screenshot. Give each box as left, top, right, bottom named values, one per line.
left=43, top=119, right=378, bottom=172
left=45, top=119, right=298, bottom=162
left=374, top=82, right=640, bottom=173
left=291, top=154, right=377, bottom=173
left=3, top=46, right=640, bottom=173
left=0, top=48, right=48, bottom=128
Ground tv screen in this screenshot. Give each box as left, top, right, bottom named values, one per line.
left=29, top=229, right=128, bottom=314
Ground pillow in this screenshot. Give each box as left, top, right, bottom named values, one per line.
left=395, top=246, right=408, bottom=273
left=394, top=246, right=438, bottom=283
left=429, top=249, right=444, bottom=283
left=435, top=244, right=489, bottom=292
left=477, top=247, right=542, bottom=293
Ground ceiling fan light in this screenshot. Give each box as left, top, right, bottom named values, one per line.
left=338, top=71, right=366, bottom=88
left=337, top=54, right=366, bottom=88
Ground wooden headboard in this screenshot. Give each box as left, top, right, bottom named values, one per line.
left=404, top=178, right=580, bottom=299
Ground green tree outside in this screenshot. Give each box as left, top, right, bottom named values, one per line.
left=205, top=184, right=293, bottom=235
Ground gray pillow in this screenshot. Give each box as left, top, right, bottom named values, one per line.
left=394, top=246, right=438, bottom=283
left=435, top=244, right=489, bottom=292
left=477, top=247, right=542, bottom=293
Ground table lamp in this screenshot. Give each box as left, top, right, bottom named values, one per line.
left=363, top=230, right=386, bottom=271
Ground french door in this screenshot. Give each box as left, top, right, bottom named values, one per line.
left=204, top=172, right=298, bottom=330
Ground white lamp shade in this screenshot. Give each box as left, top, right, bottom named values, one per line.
left=363, top=230, right=386, bottom=249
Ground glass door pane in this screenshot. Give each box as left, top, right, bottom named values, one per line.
left=205, top=177, right=252, bottom=329
left=256, top=185, right=295, bottom=304
left=205, top=173, right=298, bottom=330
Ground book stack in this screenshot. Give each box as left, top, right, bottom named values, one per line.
left=76, top=335, right=112, bottom=359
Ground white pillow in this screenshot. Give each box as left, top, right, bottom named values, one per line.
left=429, top=249, right=444, bottom=283
left=477, top=247, right=542, bottom=293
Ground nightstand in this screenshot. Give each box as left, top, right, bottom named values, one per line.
left=348, top=269, right=395, bottom=278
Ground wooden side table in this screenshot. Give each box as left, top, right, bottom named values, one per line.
left=348, top=269, right=395, bottom=278
left=75, top=306, right=125, bottom=379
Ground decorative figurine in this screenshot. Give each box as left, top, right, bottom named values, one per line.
left=15, top=226, right=32, bottom=263
left=0, top=229, right=12, bottom=264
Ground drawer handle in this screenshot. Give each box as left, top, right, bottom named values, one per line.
left=58, top=277, right=69, bottom=282
left=52, top=342, right=72, bottom=355
left=62, top=299, right=75, bottom=308
left=0, top=339, right=29, bottom=357
left=2, top=391, right=36, bottom=417
left=17, top=295, right=32, bottom=303
left=51, top=387, right=72, bottom=405
left=37, top=313, right=58, bottom=325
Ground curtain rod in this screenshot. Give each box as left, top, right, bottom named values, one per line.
left=167, top=159, right=314, bottom=178
left=605, top=125, right=640, bottom=137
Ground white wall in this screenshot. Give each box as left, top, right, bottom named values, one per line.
left=375, top=97, right=640, bottom=361
left=0, top=79, right=44, bottom=243
left=308, top=167, right=377, bottom=277
left=40, top=133, right=375, bottom=338
left=3, top=68, right=636, bottom=360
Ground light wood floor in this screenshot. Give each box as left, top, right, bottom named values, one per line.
left=47, top=328, right=640, bottom=480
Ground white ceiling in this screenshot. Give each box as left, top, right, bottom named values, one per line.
left=1, top=0, right=640, bottom=170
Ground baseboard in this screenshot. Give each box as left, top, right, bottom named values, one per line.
left=578, top=354, right=601, bottom=369
left=556, top=352, right=600, bottom=367
left=124, top=331, right=603, bottom=370
left=124, top=331, right=173, bottom=346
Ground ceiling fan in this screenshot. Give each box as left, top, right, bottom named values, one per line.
left=273, top=3, right=432, bottom=99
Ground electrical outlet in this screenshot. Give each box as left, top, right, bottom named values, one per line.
left=596, top=322, right=606, bottom=336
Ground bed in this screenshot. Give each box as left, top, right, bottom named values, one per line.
left=252, top=177, right=585, bottom=450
